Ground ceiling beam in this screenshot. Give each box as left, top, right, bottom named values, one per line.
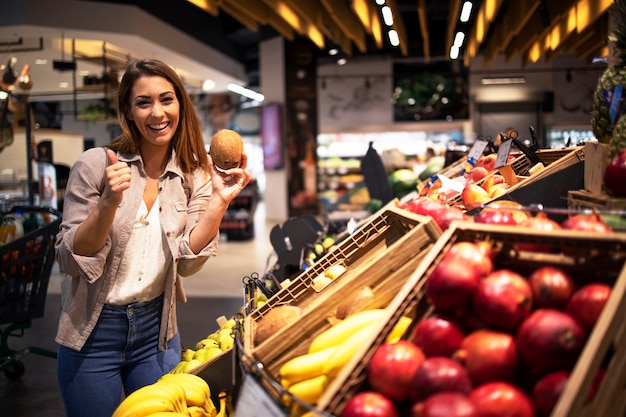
left=320, top=0, right=367, bottom=53
left=446, top=0, right=462, bottom=58
left=417, top=0, right=430, bottom=62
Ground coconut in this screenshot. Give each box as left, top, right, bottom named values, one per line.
left=210, top=129, right=243, bottom=171
left=253, top=305, right=302, bottom=345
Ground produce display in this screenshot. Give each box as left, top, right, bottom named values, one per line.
left=320, top=221, right=626, bottom=417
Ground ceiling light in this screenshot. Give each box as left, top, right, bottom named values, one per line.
left=59, top=82, right=70, bottom=88
left=454, top=31, right=465, bottom=47
left=337, top=57, right=347, bottom=66
left=227, top=83, right=264, bottom=102
left=35, top=59, right=47, bottom=65
left=480, top=76, right=527, bottom=85
left=202, top=79, right=216, bottom=91
left=460, top=1, right=473, bottom=22
left=375, top=0, right=385, bottom=5
left=381, top=6, right=394, bottom=26
left=328, top=48, right=339, bottom=56
left=388, top=30, right=400, bottom=47
left=450, top=45, right=460, bottom=60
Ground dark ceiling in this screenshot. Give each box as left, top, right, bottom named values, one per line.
left=86, top=0, right=610, bottom=88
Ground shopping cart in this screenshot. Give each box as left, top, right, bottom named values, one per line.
left=0, top=206, right=62, bottom=380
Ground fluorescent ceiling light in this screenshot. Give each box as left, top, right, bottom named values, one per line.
left=454, top=31, right=465, bottom=47
left=227, top=83, right=265, bottom=102
left=460, top=1, right=473, bottom=22
left=388, top=30, right=400, bottom=47
left=450, top=45, right=460, bottom=60
left=480, top=76, right=527, bottom=85
left=382, top=6, right=394, bottom=26
left=337, top=57, right=347, bottom=66
left=375, top=0, right=385, bottom=5
left=202, top=79, right=216, bottom=91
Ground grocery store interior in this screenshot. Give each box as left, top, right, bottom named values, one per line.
left=1, top=0, right=626, bottom=416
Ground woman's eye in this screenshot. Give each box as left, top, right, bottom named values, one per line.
left=136, top=100, right=150, bottom=107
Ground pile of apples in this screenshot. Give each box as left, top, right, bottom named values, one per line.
left=339, top=236, right=614, bottom=417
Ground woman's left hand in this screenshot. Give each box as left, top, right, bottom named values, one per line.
left=208, top=153, right=252, bottom=203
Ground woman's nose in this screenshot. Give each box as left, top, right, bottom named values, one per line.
left=151, top=104, right=165, bottom=117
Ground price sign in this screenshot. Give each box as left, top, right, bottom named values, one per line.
left=468, top=139, right=489, bottom=161
left=494, top=139, right=513, bottom=169
left=235, top=373, right=288, bottom=417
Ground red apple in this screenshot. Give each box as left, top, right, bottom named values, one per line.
left=340, top=391, right=399, bottom=417
left=367, top=340, right=426, bottom=401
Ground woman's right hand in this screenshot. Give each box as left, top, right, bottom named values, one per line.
left=103, top=149, right=131, bottom=207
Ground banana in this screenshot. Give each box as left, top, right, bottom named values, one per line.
left=308, top=309, right=387, bottom=353
left=138, top=413, right=189, bottom=417
left=215, top=391, right=233, bottom=417
left=385, top=316, right=413, bottom=344
left=112, top=382, right=187, bottom=417
left=321, top=322, right=378, bottom=379
left=285, top=374, right=329, bottom=405
left=159, top=373, right=213, bottom=410
left=187, top=405, right=212, bottom=417
left=279, top=345, right=338, bottom=385
left=169, top=361, right=188, bottom=375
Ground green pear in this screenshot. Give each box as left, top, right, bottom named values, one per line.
left=196, top=347, right=223, bottom=362
left=221, top=318, right=237, bottom=330
left=181, top=348, right=195, bottom=361
left=195, top=337, right=219, bottom=350
left=184, top=359, right=203, bottom=373
left=219, top=333, right=235, bottom=351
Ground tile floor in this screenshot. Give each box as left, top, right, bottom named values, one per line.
left=0, top=201, right=282, bottom=417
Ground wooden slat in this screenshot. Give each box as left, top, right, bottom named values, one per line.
left=417, top=0, right=430, bottom=62
left=220, top=1, right=261, bottom=31
left=385, top=0, right=408, bottom=56
left=504, top=14, right=545, bottom=62
left=267, top=13, right=296, bottom=41
left=576, top=17, right=609, bottom=59
left=186, top=0, right=219, bottom=16
left=320, top=0, right=367, bottom=52
left=446, top=0, right=462, bottom=55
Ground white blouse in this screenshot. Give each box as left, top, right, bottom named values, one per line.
left=105, top=196, right=172, bottom=305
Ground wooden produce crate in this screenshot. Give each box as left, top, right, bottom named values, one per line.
left=320, top=222, right=626, bottom=417
left=242, top=206, right=442, bottom=386
left=568, top=189, right=626, bottom=211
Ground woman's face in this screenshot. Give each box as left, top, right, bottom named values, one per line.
left=128, top=75, right=180, bottom=148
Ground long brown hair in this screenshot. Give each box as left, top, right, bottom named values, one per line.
left=108, top=58, right=208, bottom=173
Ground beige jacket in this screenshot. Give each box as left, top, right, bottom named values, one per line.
left=54, top=147, right=218, bottom=351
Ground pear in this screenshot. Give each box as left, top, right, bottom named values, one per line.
left=181, top=348, right=196, bottom=361
left=195, top=347, right=223, bottom=362
left=195, top=337, right=219, bottom=350
left=184, top=359, right=203, bottom=373
left=219, top=334, right=234, bottom=351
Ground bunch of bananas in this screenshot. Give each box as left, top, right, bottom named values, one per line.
left=170, top=317, right=240, bottom=374
left=278, top=309, right=412, bottom=407
left=112, top=373, right=218, bottom=417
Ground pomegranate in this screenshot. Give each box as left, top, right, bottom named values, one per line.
left=516, top=212, right=562, bottom=252
left=367, top=340, right=426, bottom=401
left=340, top=391, right=399, bottom=417
left=532, top=370, right=570, bottom=417
left=565, top=283, right=612, bottom=333
left=454, top=330, right=519, bottom=384
left=408, top=356, right=473, bottom=404
left=528, top=266, right=575, bottom=310
left=426, top=258, right=481, bottom=313
left=473, top=269, right=533, bottom=331
left=603, top=149, right=626, bottom=196
left=407, top=197, right=447, bottom=217
left=443, top=241, right=494, bottom=278
left=409, top=315, right=466, bottom=357
left=433, top=206, right=469, bottom=231
left=412, top=392, right=477, bottom=417
left=516, top=309, right=586, bottom=373
left=469, top=382, right=535, bottom=417
left=474, top=208, right=518, bottom=225
left=561, top=210, right=612, bottom=232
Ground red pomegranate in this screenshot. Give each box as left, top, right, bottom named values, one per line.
left=516, top=309, right=586, bottom=373
left=433, top=206, right=470, bottom=231
left=412, top=392, right=477, bottom=417
left=426, top=258, right=481, bottom=313
left=367, top=340, right=426, bottom=402
left=561, top=210, right=612, bottom=233
left=408, top=356, right=474, bottom=404
left=473, top=269, right=533, bottom=331
left=443, top=241, right=494, bottom=278
left=527, top=266, right=576, bottom=310
left=340, top=391, right=399, bottom=417
left=532, top=370, right=570, bottom=417
left=474, top=208, right=518, bottom=225
left=469, top=382, right=535, bottom=417
left=516, top=212, right=562, bottom=252
left=407, top=197, right=447, bottom=217
left=565, top=283, right=612, bottom=333
left=409, top=315, right=466, bottom=357
left=603, top=149, right=626, bottom=196
left=453, top=330, right=519, bottom=384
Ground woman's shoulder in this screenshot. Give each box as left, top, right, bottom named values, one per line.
left=77, top=147, right=108, bottom=164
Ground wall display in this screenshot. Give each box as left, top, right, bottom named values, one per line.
left=393, top=61, right=469, bottom=122
left=260, top=103, right=284, bottom=170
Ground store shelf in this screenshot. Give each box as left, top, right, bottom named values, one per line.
left=220, top=180, right=259, bottom=241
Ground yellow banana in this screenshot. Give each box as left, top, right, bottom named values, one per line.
left=308, top=309, right=387, bottom=353
left=139, top=413, right=189, bottom=417
left=187, top=405, right=212, bottom=417
left=215, top=391, right=233, bottom=417
left=279, top=345, right=338, bottom=385
left=159, top=373, right=213, bottom=409
left=169, top=361, right=188, bottom=375
left=112, top=382, right=186, bottom=417
left=285, top=374, right=329, bottom=406
left=321, top=322, right=378, bottom=379
left=386, top=316, right=413, bottom=344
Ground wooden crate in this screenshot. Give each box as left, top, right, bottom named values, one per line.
left=568, top=189, right=626, bottom=211
left=242, top=206, right=441, bottom=383
left=319, top=222, right=626, bottom=417
left=583, top=142, right=610, bottom=195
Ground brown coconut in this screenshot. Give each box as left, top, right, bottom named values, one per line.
left=253, top=305, right=302, bottom=345
left=210, top=129, right=243, bottom=171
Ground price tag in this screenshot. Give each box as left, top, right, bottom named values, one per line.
left=494, top=139, right=513, bottom=169
left=468, top=139, right=489, bottom=161
left=235, top=373, right=288, bottom=417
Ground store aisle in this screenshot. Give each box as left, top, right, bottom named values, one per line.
left=0, top=201, right=283, bottom=417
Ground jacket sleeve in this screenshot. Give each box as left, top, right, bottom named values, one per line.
left=176, top=168, right=220, bottom=277
left=54, top=147, right=112, bottom=282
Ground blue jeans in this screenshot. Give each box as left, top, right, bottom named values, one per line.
left=57, top=295, right=182, bottom=417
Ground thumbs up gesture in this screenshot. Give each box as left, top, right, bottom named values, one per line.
left=102, top=149, right=131, bottom=206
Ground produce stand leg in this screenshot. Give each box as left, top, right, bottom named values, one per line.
left=1, top=319, right=57, bottom=380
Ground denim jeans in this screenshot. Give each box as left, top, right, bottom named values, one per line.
left=57, top=294, right=181, bottom=417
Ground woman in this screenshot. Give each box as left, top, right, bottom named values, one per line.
left=54, top=58, right=251, bottom=417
